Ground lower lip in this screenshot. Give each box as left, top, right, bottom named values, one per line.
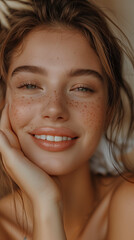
left=32, top=135, right=78, bottom=152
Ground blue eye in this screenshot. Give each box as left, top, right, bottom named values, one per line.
left=72, top=86, right=94, bottom=93
left=75, top=87, right=93, bottom=92
left=18, top=83, right=38, bottom=89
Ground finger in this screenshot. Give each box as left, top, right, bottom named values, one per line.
left=0, top=130, right=60, bottom=203
left=0, top=129, right=29, bottom=173
left=0, top=130, right=40, bottom=197
left=0, top=104, right=11, bottom=130
left=0, top=104, right=20, bottom=149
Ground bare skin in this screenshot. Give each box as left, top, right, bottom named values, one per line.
left=0, top=28, right=134, bottom=240
left=0, top=170, right=131, bottom=240
left=1, top=108, right=134, bottom=240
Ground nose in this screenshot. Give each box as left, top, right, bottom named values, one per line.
left=42, top=91, right=69, bottom=122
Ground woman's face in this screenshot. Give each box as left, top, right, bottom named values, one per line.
left=6, top=28, right=107, bottom=175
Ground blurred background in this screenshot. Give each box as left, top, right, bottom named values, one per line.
left=95, top=0, right=134, bottom=91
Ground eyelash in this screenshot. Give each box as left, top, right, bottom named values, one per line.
left=71, top=85, right=95, bottom=93
left=18, top=83, right=39, bottom=90
left=17, top=83, right=95, bottom=94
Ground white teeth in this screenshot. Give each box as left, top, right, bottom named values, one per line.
left=63, top=136, right=67, bottom=141
left=46, top=135, right=54, bottom=141
left=34, top=135, right=74, bottom=142
left=55, top=136, right=63, bottom=142
left=35, top=135, right=41, bottom=139
left=40, top=135, right=46, bottom=140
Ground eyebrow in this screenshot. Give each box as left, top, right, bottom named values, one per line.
left=11, top=65, right=103, bottom=81
left=11, top=65, right=46, bottom=77
left=69, top=68, right=103, bottom=81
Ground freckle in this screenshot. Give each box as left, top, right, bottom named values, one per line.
left=38, top=98, right=41, bottom=102
left=30, top=97, right=34, bottom=101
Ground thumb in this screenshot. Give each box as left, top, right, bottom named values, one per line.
left=0, top=129, right=26, bottom=175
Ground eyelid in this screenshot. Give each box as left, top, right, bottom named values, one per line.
left=70, top=84, right=95, bottom=92
left=18, top=83, right=37, bottom=89
left=16, top=80, right=43, bottom=90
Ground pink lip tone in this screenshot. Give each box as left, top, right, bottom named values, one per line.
left=32, top=136, right=77, bottom=152
left=30, top=127, right=78, bottom=138
left=30, top=127, right=78, bottom=152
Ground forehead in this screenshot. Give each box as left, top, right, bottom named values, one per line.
left=8, top=27, right=103, bottom=76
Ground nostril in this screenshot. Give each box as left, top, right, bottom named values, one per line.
left=57, top=116, right=64, bottom=119
left=43, top=115, right=64, bottom=121
left=41, top=102, right=69, bottom=121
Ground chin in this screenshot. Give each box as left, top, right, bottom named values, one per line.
left=25, top=152, right=83, bottom=176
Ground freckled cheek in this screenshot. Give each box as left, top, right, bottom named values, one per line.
left=8, top=96, right=39, bottom=130
left=67, top=98, right=106, bottom=129
left=81, top=103, right=106, bottom=129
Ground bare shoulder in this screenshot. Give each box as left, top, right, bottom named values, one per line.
left=106, top=177, right=134, bottom=240
left=110, top=177, right=134, bottom=212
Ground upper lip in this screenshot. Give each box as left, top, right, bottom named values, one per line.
left=30, top=127, right=78, bottom=138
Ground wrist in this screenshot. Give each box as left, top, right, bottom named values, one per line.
left=33, top=200, right=62, bottom=219
left=33, top=201, right=66, bottom=240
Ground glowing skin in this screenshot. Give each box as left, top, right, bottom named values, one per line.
left=6, top=28, right=107, bottom=175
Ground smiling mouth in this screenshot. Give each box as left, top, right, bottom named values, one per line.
left=34, top=134, right=77, bottom=142
left=30, top=127, right=79, bottom=152
left=32, top=134, right=78, bottom=152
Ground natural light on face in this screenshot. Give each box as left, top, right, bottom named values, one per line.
left=5, top=27, right=108, bottom=175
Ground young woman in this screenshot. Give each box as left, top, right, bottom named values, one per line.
left=0, top=0, right=134, bottom=239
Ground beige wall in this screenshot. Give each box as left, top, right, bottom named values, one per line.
left=95, top=0, right=134, bottom=90
left=96, top=0, right=134, bottom=44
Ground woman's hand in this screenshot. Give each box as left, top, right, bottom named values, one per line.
left=0, top=104, right=61, bottom=205
left=0, top=104, right=66, bottom=239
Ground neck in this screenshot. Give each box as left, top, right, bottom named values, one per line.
left=57, top=163, right=95, bottom=238
left=58, top=163, right=94, bottom=213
